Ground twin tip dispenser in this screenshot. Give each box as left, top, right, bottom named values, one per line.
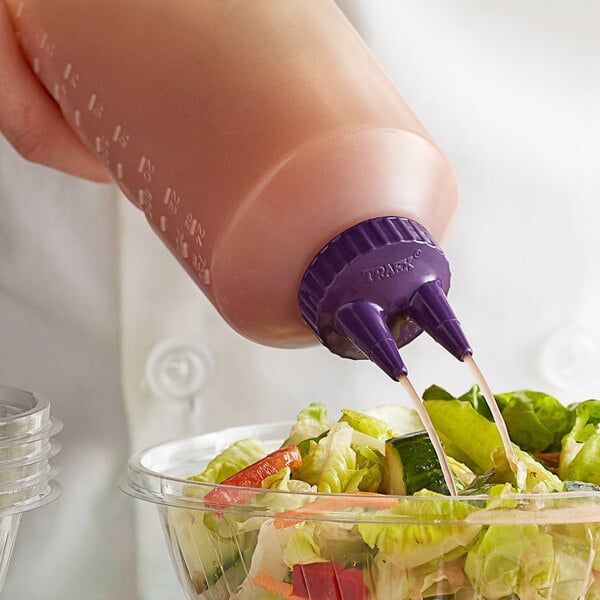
left=298, top=216, right=472, bottom=380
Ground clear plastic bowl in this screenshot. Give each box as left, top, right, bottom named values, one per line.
left=122, top=422, right=600, bottom=600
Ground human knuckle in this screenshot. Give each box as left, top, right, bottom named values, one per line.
left=8, top=103, right=51, bottom=163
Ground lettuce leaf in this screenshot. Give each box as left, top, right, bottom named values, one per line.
left=283, top=523, right=324, bottom=567
left=545, top=524, right=600, bottom=599
left=357, top=491, right=481, bottom=569
left=189, top=438, right=268, bottom=483
left=360, top=404, right=424, bottom=437
left=560, top=400, right=600, bottom=486
left=283, top=403, right=331, bottom=447
left=464, top=524, right=555, bottom=599
left=495, top=389, right=574, bottom=453
left=354, top=446, right=385, bottom=493
left=424, top=385, right=574, bottom=454
left=339, top=408, right=391, bottom=439
left=492, top=447, right=564, bottom=493
left=292, top=421, right=386, bottom=493
left=370, top=552, right=471, bottom=599
left=423, top=398, right=504, bottom=474
left=424, top=396, right=563, bottom=492
left=317, top=422, right=360, bottom=493
left=283, top=520, right=370, bottom=567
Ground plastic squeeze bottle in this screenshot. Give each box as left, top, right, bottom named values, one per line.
left=8, top=0, right=472, bottom=379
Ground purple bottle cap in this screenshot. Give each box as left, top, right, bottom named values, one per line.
left=298, top=216, right=472, bottom=379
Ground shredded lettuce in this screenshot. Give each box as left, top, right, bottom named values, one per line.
left=283, top=523, right=324, bottom=567
left=369, top=552, right=469, bottom=599
left=464, top=524, right=555, bottom=599
left=357, top=491, right=481, bottom=570
left=292, top=422, right=383, bottom=493
left=180, top=390, right=600, bottom=600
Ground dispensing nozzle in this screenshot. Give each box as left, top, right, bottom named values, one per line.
left=297, top=216, right=471, bottom=378
left=334, top=300, right=408, bottom=380
left=407, top=279, right=472, bottom=361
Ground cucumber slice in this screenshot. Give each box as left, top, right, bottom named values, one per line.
left=384, top=431, right=450, bottom=496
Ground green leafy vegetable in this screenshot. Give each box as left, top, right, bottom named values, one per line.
left=423, top=398, right=503, bottom=474
left=495, top=389, right=574, bottom=453
left=361, top=404, right=423, bottom=437
left=422, top=385, right=456, bottom=402
left=560, top=400, right=600, bottom=486
left=283, top=403, right=331, bottom=447
left=189, top=438, right=268, bottom=483
left=339, top=408, right=391, bottom=439
left=464, top=524, right=555, bottom=599
left=357, top=491, right=480, bottom=569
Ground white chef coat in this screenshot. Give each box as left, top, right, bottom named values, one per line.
left=1, top=1, right=599, bottom=598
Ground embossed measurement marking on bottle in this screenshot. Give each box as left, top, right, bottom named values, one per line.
left=175, top=230, right=189, bottom=258
left=14, top=10, right=214, bottom=289
left=163, top=188, right=180, bottom=214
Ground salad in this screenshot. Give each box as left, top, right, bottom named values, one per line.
left=166, top=386, right=600, bottom=600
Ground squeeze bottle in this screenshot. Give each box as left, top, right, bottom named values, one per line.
left=7, top=0, right=472, bottom=378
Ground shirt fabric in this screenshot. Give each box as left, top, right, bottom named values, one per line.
left=1, top=1, right=599, bottom=598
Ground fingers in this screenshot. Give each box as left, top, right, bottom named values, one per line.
left=0, top=0, right=112, bottom=182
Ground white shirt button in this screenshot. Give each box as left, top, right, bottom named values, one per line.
left=539, top=326, right=600, bottom=392
left=144, top=338, right=214, bottom=403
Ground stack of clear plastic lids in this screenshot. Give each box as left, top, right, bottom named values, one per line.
left=0, top=385, right=61, bottom=592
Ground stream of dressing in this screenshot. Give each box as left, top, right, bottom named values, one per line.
left=398, top=375, right=458, bottom=496
left=399, top=355, right=519, bottom=497
left=464, top=354, right=519, bottom=471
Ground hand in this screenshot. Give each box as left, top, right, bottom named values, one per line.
left=0, top=0, right=111, bottom=182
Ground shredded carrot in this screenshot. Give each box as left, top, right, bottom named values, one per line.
left=273, top=492, right=398, bottom=529
left=251, top=573, right=298, bottom=599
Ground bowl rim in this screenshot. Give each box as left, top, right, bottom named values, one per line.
left=122, top=421, right=600, bottom=525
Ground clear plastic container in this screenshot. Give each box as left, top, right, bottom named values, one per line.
left=122, top=423, right=600, bottom=600
left=0, top=386, right=53, bottom=438
left=0, top=431, right=61, bottom=463
left=0, top=385, right=61, bottom=594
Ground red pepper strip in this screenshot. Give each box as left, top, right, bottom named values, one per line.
left=203, top=445, right=302, bottom=510
left=292, top=562, right=367, bottom=600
